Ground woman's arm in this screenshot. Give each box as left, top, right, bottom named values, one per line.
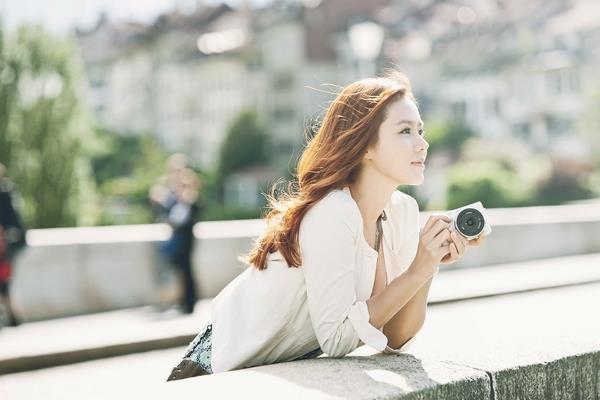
left=382, top=276, right=433, bottom=349
left=365, top=265, right=431, bottom=331
left=376, top=218, right=479, bottom=349
left=366, top=214, right=453, bottom=333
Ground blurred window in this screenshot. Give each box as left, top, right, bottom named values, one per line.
left=272, top=70, right=294, bottom=91
left=89, top=66, right=106, bottom=88
left=545, top=67, right=580, bottom=95
left=451, top=101, right=466, bottom=121
left=512, top=122, right=531, bottom=139
left=546, top=116, right=572, bottom=136
left=271, top=106, right=295, bottom=121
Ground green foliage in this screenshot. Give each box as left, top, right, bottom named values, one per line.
left=397, top=185, right=427, bottom=211
left=218, top=110, right=270, bottom=181
left=89, top=129, right=170, bottom=225
left=196, top=169, right=220, bottom=214
left=533, top=167, right=595, bottom=206
left=444, top=135, right=597, bottom=209
left=0, top=27, right=19, bottom=164
left=0, top=23, right=93, bottom=228
left=90, top=128, right=149, bottom=186
left=445, top=160, right=533, bottom=209
left=201, top=205, right=261, bottom=221
left=424, top=120, right=475, bottom=159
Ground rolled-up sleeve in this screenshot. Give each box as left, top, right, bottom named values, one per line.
left=300, top=199, right=389, bottom=357
left=382, top=335, right=417, bottom=354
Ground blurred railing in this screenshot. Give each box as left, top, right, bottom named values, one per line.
left=11, top=203, right=600, bottom=322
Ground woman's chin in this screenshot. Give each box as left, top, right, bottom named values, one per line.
left=407, top=176, right=425, bottom=186
left=396, top=179, right=424, bottom=187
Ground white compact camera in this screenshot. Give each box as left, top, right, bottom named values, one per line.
left=442, top=201, right=492, bottom=243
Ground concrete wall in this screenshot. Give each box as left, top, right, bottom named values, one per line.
left=10, top=202, right=600, bottom=322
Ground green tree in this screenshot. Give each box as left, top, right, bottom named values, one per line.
left=533, top=161, right=595, bottom=206
left=0, top=23, right=92, bottom=228
left=424, top=120, right=475, bottom=160
left=397, top=184, right=427, bottom=211
left=445, top=160, right=533, bottom=209
left=90, top=128, right=148, bottom=186
left=201, top=110, right=272, bottom=220
left=89, top=129, right=170, bottom=225
left=218, top=110, right=270, bottom=181
left=0, top=26, right=20, bottom=164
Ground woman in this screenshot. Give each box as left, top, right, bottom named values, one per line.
left=167, top=72, right=485, bottom=380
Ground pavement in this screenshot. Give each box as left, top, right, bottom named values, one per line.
left=0, top=301, right=211, bottom=374
left=1, top=252, right=600, bottom=375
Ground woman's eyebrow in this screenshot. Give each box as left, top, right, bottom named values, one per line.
left=396, top=120, right=424, bottom=126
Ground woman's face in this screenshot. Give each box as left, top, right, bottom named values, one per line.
left=365, top=96, right=429, bottom=186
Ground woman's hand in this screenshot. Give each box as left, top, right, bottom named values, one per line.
left=408, top=215, right=452, bottom=280
left=468, top=235, right=486, bottom=246
left=440, top=232, right=487, bottom=265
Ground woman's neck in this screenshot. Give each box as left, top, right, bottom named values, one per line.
left=347, top=175, right=397, bottom=227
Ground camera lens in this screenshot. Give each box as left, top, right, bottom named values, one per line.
left=455, top=208, right=484, bottom=237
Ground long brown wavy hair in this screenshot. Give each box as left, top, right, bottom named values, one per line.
left=245, top=72, right=415, bottom=270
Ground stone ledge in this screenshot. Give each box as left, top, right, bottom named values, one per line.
left=491, top=351, right=600, bottom=400
left=159, top=350, right=600, bottom=400
left=160, top=281, right=600, bottom=399
left=163, top=354, right=492, bottom=400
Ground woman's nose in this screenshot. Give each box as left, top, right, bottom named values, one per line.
left=416, top=135, right=429, bottom=151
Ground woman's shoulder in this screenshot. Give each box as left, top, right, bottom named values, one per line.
left=301, top=189, right=361, bottom=232
left=388, top=190, right=419, bottom=215
left=384, top=191, right=420, bottom=233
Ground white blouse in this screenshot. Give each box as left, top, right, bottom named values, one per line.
left=210, top=186, right=421, bottom=373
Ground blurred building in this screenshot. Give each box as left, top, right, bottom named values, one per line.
left=76, top=0, right=394, bottom=171
left=384, top=0, right=600, bottom=152
left=76, top=0, right=599, bottom=208
left=77, top=5, right=253, bottom=170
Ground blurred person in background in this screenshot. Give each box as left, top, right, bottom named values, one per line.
left=167, top=72, right=486, bottom=380
left=149, top=153, right=189, bottom=219
left=0, top=163, right=26, bottom=328
left=150, top=154, right=202, bottom=315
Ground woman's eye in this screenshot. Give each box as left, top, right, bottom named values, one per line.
left=399, top=127, right=425, bottom=135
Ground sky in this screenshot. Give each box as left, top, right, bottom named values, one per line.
left=0, top=0, right=269, bottom=35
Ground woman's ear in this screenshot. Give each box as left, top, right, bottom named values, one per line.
left=364, top=149, right=373, bottom=161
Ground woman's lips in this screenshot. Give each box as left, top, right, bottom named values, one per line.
left=411, top=162, right=425, bottom=168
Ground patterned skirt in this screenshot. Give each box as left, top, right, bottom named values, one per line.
left=166, top=322, right=323, bottom=381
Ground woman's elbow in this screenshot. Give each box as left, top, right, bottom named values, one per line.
left=385, top=320, right=425, bottom=350
left=321, top=345, right=351, bottom=358
left=320, top=335, right=356, bottom=358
